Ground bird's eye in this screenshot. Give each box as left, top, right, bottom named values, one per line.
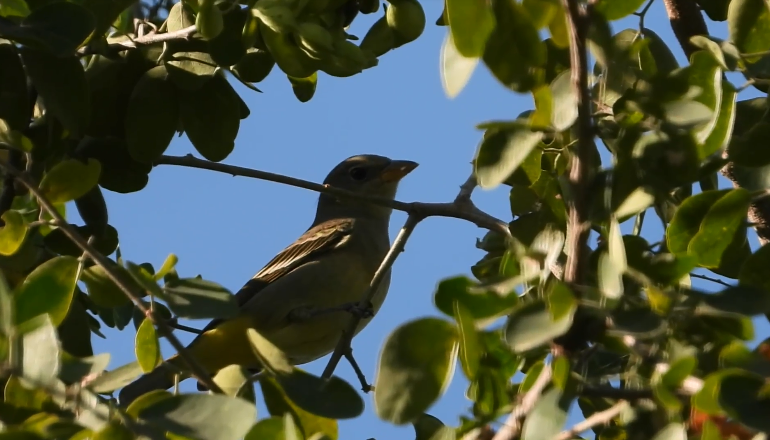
left=349, top=166, right=368, bottom=181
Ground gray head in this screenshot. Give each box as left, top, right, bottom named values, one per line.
left=314, top=154, right=418, bottom=222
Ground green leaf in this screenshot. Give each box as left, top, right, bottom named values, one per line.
left=651, top=423, right=686, bottom=440
left=0, top=271, right=13, bottom=336
left=154, top=254, right=179, bottom=282
left=138, top=394, right=257, bottom=440
left=0, top=0, right=30, bottom=17
left=92, top=422, right=135, bottom=440
left=135, top=318, right=160, bottom=373
left=232, top=48, right=275, bottom=83
left=276, top=369, right=364, bottom=419
left=178, top=73, right=240, bottom=162
left=164, top=3, right=218, bottom=90
left=39, top=158, right=101, bottom=204
left=662, top=100, right=714, bottom=128
left=162, top=277, right=237, bottom=320
left=15, top=256, right=78, bottom=326
left=246, top=328, right=292, bottom=375
left=196, top=0, right=224, bottom=40
left=520, top=387, right=571, bottom=440
left=125, top=65, right=180, bottom=164
left=440, top=32, right=479, bottom=99
left=0, top=44, right=30, bottom=130
left=662, top=356, right=697, bottom=388
left=739, top=242, right=770, bottom=293
left=504, top=282, right=576, bottom=352
left=244, top=415, right=302, bottom=440
left=433, top=276, right=519, bottom=324
left=474, top=121, right=544, bottom=189
left=88, top=360, right=144, bottom=393
left=213, top=364, right=256, bottom=403
left=594, top=0, right=645, bottom=20
left=482, top=0, right=546, bottom=93
left=19, top=314, right=61, bottom=385
left=699, top=80, right=737, bottom=160
left=20, top=48, right=90, bottom=135
left=687, top=188, right=751, bottom=268
left=412, top=414, right=445, bottom=440
left=374, top=317, right=458, bottom=425
left=80, top=263, right=136, bottom=308
left=287, top=73, right=317, bottom=103
left=549, top=70, right=577, bottom=131
left=696, top=286, right=770, bottom=316
left=452, top=301, right=481, bottom=380
left=208, top=7, right=248, bottom=66
left=686, top=51, right=723, bottom=145
left=261, top=376, right=338, bottom=440
left=728, top=121, right=770, bottom=167
left=0, top=211, right=28, bottom=256
left=59, top=352, right=111, bottom=384
left=446, top=0, right=495, bottom=57
left=728, top=0, right=770, bottom=55
left=698, top=0, right=731, bottom=21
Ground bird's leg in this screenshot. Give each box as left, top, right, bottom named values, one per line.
left=287, top=301, right=374, bottom=323
left=344, top=347, right=373, bottom=393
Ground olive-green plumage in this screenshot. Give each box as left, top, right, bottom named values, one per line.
left=118, top=154, right=417, bottom=405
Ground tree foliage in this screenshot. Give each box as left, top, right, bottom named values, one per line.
left=1, top=0, right=770, bottom=439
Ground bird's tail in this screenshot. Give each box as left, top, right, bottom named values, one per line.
left=118, top=362, right=181, bottom=407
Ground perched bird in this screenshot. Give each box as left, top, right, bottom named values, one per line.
left=118, top=154, right=417, bottom=405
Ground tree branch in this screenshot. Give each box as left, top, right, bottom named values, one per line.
left=321, top=214, right=422, bottom=379
left=155, top=154, right=510, bottom=237
left=555, top=400, right=629, bottom=440
left=0, top=160, right=224, bottom=396
left=491, top=364, right=553, bottom=440
left=561, top=0, right=593, bottom=286
left=78, top=25, right=198, bottom=56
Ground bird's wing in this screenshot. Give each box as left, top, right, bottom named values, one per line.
left=195, top=218, right=356, bottom=335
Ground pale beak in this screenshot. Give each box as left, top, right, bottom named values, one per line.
left=379, top=160, right=419, bottom=182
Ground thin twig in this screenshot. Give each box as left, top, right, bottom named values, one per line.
left=155, top=155, right=510, bottom=236
left=78, top=25, right=198, bottom=56
left=491, top=364, right=553, bottom=440
left=555, top=400, right=629, bottom=440
left=561, top=0, right=594, bottom=286
left=343, top=348, right=372, bottom=393
left=0, top=161, right=224, bottom=395
left=690, top=272, right=732, bottom=288
left=321, top=214, right=422, bottom=379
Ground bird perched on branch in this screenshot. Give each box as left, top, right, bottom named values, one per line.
left=118, top=154, right=418, bottom=405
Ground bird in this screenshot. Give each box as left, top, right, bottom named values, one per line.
left=118, top=154, right=418, bottom=405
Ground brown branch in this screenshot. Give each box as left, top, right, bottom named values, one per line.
left=556, top=400, right=629, bottom=440
left=155, top=155, right=510, bottom=236
left=321, top=214, right=422, bottom=379
left=491, top=364, right=553, bottom=440
left=0, top=160, right=224, bottom=396
left=561, top=0, right=593, bottom=286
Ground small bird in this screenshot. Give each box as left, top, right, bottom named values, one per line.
left=118, top=154, right=417, bottom=405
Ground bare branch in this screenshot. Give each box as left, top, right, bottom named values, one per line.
left=555, top=400, right=629, bottom=440
left=78, top=25, right=198, bottom=56
left=321, top=214, right=422, bottom=379
left=155, top=154, right=510, bottom=237
left=491, top=364, right=553, bottom=440
left=0, top=160, right=224, bottom=396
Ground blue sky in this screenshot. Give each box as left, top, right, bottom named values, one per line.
left=66, top=2, right=768, bottom=438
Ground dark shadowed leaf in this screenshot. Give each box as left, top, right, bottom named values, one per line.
left=374, top=317, right=458, bottom=424
left=11, top=1, right=95, bottom=56
left=19, top=314, right=61, bottom=385
left=446, top=0, right=495, bottom=57
left=728, top=121, right=770, bottom=167
left=162, top=277, right=237, bottom=320
left=80, top=263, right=137, bottom=308
left=246, top=328, right=292, bottom=375
left=412, top=414, right=445, bottom=440
left=125, top=65, right=180, bottom=164
left=475, top=122, right=544, bottom=189
left=59, top=352, right=111, bottom=384
left=135, top=318, right=160, bottom=373
left=179, top=73, right=240, bottom=162
left=138, top=394, right=257, bottom=440
left=687, top=188, right=751, bottom=268
left=739, top=242, right=770, bottom=292
left=208, top=7, right=248, bottom=66
left=39, top=159, right=101, bottom=204
left=288, top=73, right=317, bottom=103
left=696, top=286, right=770, bottom=316
left=277, top=369, right=364, bottom=419
left=260, top=376, right=338, bottom=440
left=0, top=43, right=30, bottom=130
left=14, top=256, right=78, bottom=326
left=20, top=48, right=89, bottom=135
left=196, top=0, right=223, bottom=40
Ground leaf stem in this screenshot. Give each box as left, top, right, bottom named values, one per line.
left=0, top=160, right=224, bottom=397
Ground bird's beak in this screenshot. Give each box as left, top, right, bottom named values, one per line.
left=379, top=160, right=419, bottom=182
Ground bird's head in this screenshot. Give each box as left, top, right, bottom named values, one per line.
left=316, top=154, right=418, bottom=221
